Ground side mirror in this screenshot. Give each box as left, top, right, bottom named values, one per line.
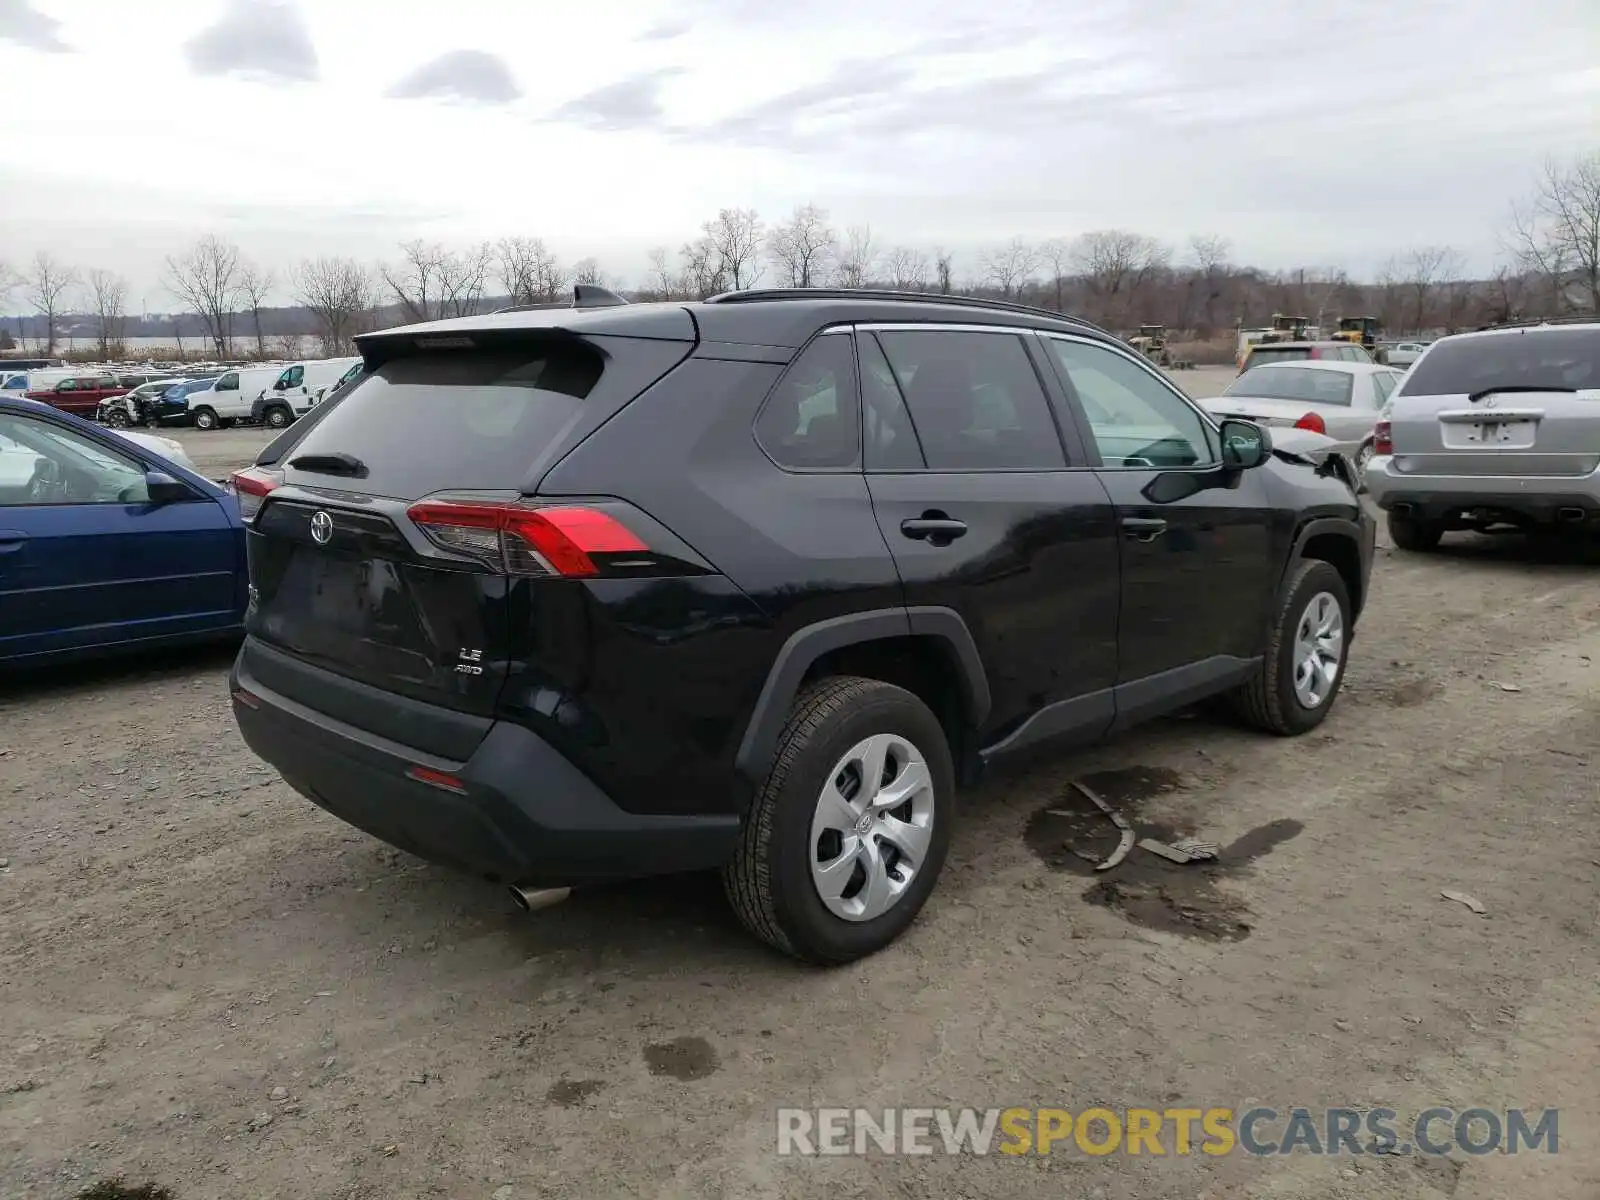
left=144, top=470, right=193, bottom=505
left=1219, top=419, right=1271, bottom=470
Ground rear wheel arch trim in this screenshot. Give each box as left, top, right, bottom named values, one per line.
left=734, top=607, right=991, bottom=784
left=1285, top=517, right=1365, bottom=608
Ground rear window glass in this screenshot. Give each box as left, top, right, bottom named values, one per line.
left=284, top=346, right=604, bottom=498
left=1245, top=347, right=1310, bottom=369
left=1227, top=365, right=1354, bottom=406
left=1399, top=329, right=1600, bottom=397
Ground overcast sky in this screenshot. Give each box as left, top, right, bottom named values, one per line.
left=1, top=0, right=1597, bottom=308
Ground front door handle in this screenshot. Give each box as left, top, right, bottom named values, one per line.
left=901, top=514, right=968, bottom=544
left=1121, top=517, right=1167, bottom=543
left=0, top=530, right=28, bottom=553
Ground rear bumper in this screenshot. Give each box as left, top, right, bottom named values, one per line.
left=230, top=650, right=741, bottom=888
left=1365, top=458, right=1600, bottom=523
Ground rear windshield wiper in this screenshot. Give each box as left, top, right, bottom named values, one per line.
left=288, top=451, right=368, bottom=477
left=1467, top=385, right=1576, bottom=402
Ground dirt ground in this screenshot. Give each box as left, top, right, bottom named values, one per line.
left=4, top=381, right=1600, bottom=1199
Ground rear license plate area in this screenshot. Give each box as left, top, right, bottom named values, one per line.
left=1442, top=420, right=1537, bottom=450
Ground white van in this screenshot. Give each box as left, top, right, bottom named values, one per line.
left=185, top=365, right=284, bottom=430
left=252, top=356, right=362, bottom=428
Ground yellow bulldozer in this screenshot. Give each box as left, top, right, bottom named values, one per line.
left=1127, top=324, right=1172, bottom=367
left=1333, top=315, right=1384, bottom=360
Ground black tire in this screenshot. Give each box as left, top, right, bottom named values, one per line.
left=1230, top=559, right=1352, bottom=736
left=723, top=676, right=955, bottom=965
left=264, top=405, right=291, bottom=429
left=105, top=410, right=129, bottom=428
left=192, top=407, right=218, bottom=431
left=1388, top=511, right=1443, bottom=552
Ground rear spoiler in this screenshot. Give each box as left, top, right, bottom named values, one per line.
left=492, top=285, right=629, bottom=314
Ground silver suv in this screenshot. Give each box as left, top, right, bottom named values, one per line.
left=1365, top=322, right=1600, bottom=550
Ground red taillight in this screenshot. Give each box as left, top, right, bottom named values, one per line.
left=1373, top=420, right=1393, bottom=455
left=1294, top=411, right=1327, bottom=435
left=231, top=467, right=282, bottom=523
left=405, top=499, right=648, bottom=578
left=406, top=765, right=467, bottom=794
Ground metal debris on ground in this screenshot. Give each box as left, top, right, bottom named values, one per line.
left=1171, top=839, right=1220, bottom=861
left=1440, top=889, right=1487, bottom=915
left=1138, top=838, right=1197, bottom=864
left=1493, top=682, right=1522, bottom=693
left=1073, top=781, right=1135, bottom=872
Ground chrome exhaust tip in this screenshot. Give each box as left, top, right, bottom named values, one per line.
left=509, top=885, right=571, bottom=913
left=1556, top=507, right=1587, bottom=524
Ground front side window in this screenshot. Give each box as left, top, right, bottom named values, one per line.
left=875, top=330, right=1064, bottom=470
left=217, top=373, right=239, bottom=391
left=0, top=414, right=149, bottom=506
left=1046, top=337, right=1216, bottom=469
left=754, top=332, right=860, bottom=470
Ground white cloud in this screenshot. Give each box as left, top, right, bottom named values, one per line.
left=0, top=0, right=1596, bottom=302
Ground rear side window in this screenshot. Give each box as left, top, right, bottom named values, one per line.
left=1399, top=329, right=1600, bottom=397
left=754, top=332, right=860, bottom=470
left=284, top=344, right=604, bottom=498
left=860, top=334, right=925, bottom=470
left=876, top=330, right=1064, bottom=470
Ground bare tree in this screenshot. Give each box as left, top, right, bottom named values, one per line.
left=1070, top=231, right=1168, bottom=325
left=86, top=268, right=128, bottom=358
left=270, top=332, right=302, bottom=360
left=836, top=225, right=877, bottom=289
left=1509, top=151, right=1600, bottom=314
left=237, top=262, right=275, bottom=358
left=382, top=240, right=446, bottom=322
left=767, top=204, right=836, bottom=288
left=981, top=237, right=1039, bottom=299
left=1188, top=235, right=1233, bottom=334
left=703, top=208, right=764, bottom=291
left=1486, top=264, right=1529, bottom=325
left=24, top=252, right=79, bottom=355
left=293, top=257, right=374, bottom=355
left=881, top=245, right=930, bottom=292
left=645, top=247, right=678, bottom=299
left=1400, top=246, right=1454, bottom=332
left=933, top=248, right=954, bottom=294
left=165, top=236, right=242, bottom=357
left=436, top=242, right=493, bottom=317
left=1038, top=238, right=1073, bottom=311
left=571, top=257, right=604, bottom=287
left=681, top=235, right=727, bottom=298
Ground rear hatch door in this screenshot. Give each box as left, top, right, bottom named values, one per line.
left=1388, top=328, right=1600, bottom=477
left=238, top=327, right=694, bottom=748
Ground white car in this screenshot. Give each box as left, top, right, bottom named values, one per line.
left=1201, top=360, right=1406, bottom=476
left=108, top=428, right=198, bottom=473
left=1385, top=342, right=1429, bottom=368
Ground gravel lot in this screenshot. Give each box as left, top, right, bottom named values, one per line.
left=4, top=370, right=1599, bottom=1199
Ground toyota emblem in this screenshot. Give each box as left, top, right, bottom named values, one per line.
left=309, top=510, right=333, bottom=544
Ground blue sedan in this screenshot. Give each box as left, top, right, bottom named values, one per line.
left=0, top=398, right=246, bottom=666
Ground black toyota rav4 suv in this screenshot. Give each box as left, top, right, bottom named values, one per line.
left=230, top=288, right=1374, bottom=963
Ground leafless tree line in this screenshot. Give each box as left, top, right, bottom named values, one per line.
left=2, top=148, right=1594, bottom=360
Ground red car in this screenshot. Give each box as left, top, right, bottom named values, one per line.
left=26, top=374, right=128, bottom=417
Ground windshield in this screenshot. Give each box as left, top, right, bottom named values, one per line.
left=1226, top=365, right=1355, bottom=406
left=1399, top=328, right=1600, bottom=396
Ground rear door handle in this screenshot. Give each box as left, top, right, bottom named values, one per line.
left=901, top=515, right=968, bottom=543
left=1121, top=517, right=1167, bottom=542
left=0, top=530, right=28, bottom=553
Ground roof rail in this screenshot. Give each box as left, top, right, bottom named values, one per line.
left=1481, top=314, right=1599, bottom=330
left=703, top=287, right=1109, bottom=334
